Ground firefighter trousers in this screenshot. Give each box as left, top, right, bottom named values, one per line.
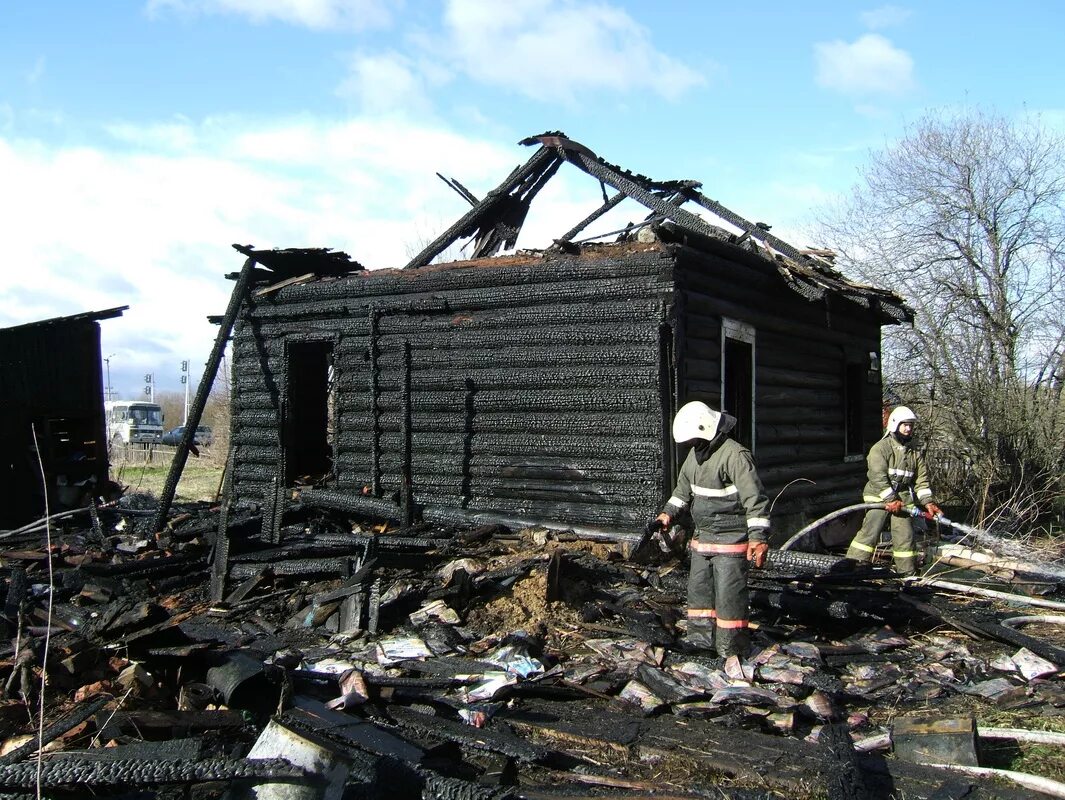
left=847, top=508, right=917, bottom=574
left=687, top=533, right=750, bottom=658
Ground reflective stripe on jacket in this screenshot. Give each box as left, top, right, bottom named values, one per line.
left=662, top=439, right=770, bottom=540
left=862, top=436, right=936, bottom=506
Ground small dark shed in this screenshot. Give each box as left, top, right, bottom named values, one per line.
left=226, top=134, right=910, bottom=536
left=0, top=307, right=126, bottom=528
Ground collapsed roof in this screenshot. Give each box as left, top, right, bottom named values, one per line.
left=233, top=132, right=911, bottom=326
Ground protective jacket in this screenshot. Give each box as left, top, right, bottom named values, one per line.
left=861, top=434, right=937, bottom=507
left=660, top=415, right=770, bottom=543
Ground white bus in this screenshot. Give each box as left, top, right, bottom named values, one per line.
left=105, top=400, right=164, bottom=446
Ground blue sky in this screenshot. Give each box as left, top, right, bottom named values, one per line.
left=2, top=1, right=1062, bottom=397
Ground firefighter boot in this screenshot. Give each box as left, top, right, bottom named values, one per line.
left=683, top=619, right=716, bottom=652
left=716, top=628, right=750, bottom=660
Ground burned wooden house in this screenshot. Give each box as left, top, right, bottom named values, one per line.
left=223, top=133, right=910, bottom=537
left=0, top=307, right=125, bottom=528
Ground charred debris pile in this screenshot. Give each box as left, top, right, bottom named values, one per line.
left=0, top=498, right=1062, bottom=799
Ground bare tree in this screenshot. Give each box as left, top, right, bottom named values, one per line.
left=817, top=110, right=1065, bottom=529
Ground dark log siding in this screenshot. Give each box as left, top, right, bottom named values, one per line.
left=230, top=239, right=891, bottom=535
left=230, top=245, right=674, bottom=529
left=673, top=246, right=884, bottom=526
left=0, top=319, right=110, bottom=527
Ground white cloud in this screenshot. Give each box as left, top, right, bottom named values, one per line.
left=0, top=116, right=603, bottom=394
left=439, top=0, right=706, bottom=103
left=860, top=5, right=912, bottom=30
left=814, top=34, right=915, bottom=96
left=146, top=0, right=395, bottom=30
left=334, top=51, right=437, bottom=116
left=336, top=0, right=707, bottom=110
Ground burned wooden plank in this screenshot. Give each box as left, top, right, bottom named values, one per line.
left=289, top=697, right=424, bottom=763
left=96, top=709, right=246, bottom=740
left=225, top=568, right=269, bottom=604
left=819, top=723, right=872, bottom=800
left=388, top=705, right=547, bottom=763
left=0, top=696, right=109, bottom=765
left=0, top=757, right=309, bottom=790
left=503, top=700, right=1037, bottom=799
left=892, top=717, right=979, bottom=768
left=149, top=253, right=259, bottom=535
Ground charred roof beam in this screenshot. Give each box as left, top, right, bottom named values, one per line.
left=405, top=144, right=562, bottom=269
left=524, top=134, right=732, bottom=247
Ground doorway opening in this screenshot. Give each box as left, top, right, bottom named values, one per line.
left=284, top=340, right=335, bottom=485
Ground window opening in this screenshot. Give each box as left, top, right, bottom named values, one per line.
left=721, top=318, right=755, bottom=451
left=844, top=361, right=865, bottom=456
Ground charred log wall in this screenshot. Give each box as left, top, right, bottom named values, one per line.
left=229, top=245, right=674, bottom=530
left=0, top=319, right=110, bottom=528
left=673, top=245, right=884, bottom=526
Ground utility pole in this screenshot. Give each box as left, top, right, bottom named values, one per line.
left=181, top=360, right=189, bottom=424
left=104, top=354, right=115, bottom=401
left=144, top=372, right=154, bottom=403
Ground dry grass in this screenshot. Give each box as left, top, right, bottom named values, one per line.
left=110, top=449, right=226, bottom=503
left=975, top=709, right=1065, bottom=780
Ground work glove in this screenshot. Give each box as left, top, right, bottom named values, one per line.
left=884, top=500, right=904, bottom=514
left=746, top=540, right=769, bottom=568
left=924, top=503, right=943, bottom=518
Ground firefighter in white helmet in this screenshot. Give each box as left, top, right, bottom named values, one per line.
left=846, top=406, right=942, bottom=575
left=651, top=401, right=771, bottom=658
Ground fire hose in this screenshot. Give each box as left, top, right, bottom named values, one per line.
left=779, top=502, right=1065, bottom=582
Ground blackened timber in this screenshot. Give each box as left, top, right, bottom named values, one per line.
left=525, top=136, right=726, bottom=244
left=557, top=190, right=627, bottom=242
left=369, top=307, right=381, bottom=496
left=230, top=558, right=355, bottom=580
left=247, top=264, right=671, bottom=317
left=400, top=340, right=414, bottom=527
left=0, top=696, right=109, bottom=765
left=150, top=254, right=257, bottom=536
left=472, top=154, right=562, bottom=258
left=818, top=723, right=873, bottom=800
left=297, top=489, right=402, bottom=521
left=388, top=706, right=547, bottom=762
left=333, top=364, right=661, bottom=392
left=249, top=320, right=661, bottom=354
left=328, top=388, right=660, bottom=414
left=405, top=144, right=561, bottom=268
left=684, top=290, right=873, bottom=348
left=245, top=294, right=665, bottom=334
left=234, top=343, right=658, bottom=374
left=335, top=409, right=661, bottom=436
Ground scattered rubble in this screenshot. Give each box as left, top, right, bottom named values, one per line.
left=0, top=496, right=1062, bottom=799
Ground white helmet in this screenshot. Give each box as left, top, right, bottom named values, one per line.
left=672, top=401, right=722, bottom=443
left=885, top=405, right=918, bottom=435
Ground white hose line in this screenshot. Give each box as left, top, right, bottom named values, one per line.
left=779, top=503, right=883, bottom=551
left=922, top=763, right=1065, bottom=799
left=1001, top=615, right=1065, bottom=629
left=855, top=726, right=1065, bottom=753
left=981, top=727, right=1065, bottom=747
left=904, top=576, right=1065, bottom=611
left=931, top=544, right=1065, bottom=584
